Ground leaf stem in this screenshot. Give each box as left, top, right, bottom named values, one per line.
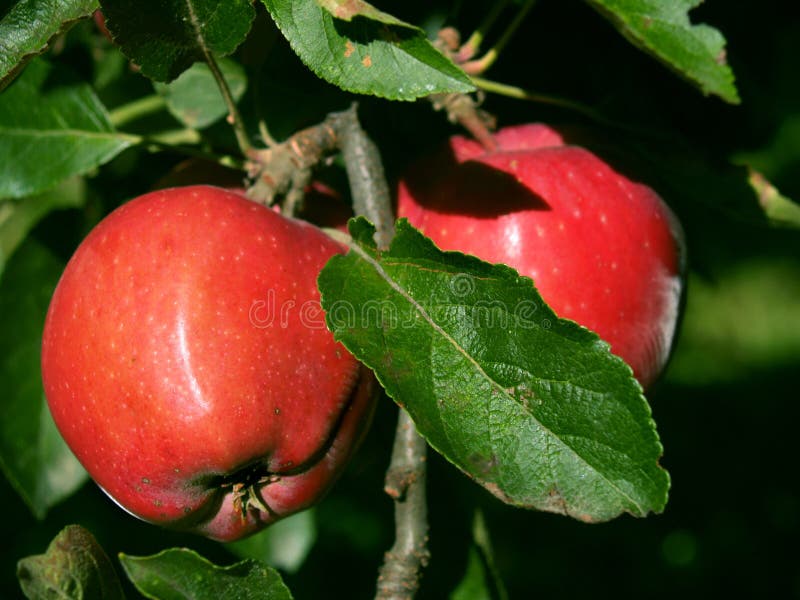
left=461, top=0, right=537, bottom=74
left=471, top=76, right=615, bottom=125
left=140, top=136, right=243, bottom=169
left=203, top=51, right=252, bottom=156
left=108, top=95, right=167, bottom=129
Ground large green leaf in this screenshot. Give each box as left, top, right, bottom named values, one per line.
left=0, top=0, right=99, bottom=91
left=0, top=58, right=136, bottom=199
left=262, top=0, right=474, bottom=100
left=100, top=0, right=255, bottom=82
left=17, top=525, right=126, bottom=600
left=320, top=219, right=669, bottom=523
left=0, top=239, right=88, bottom=519
left=120, top=548, right=293, bottom=600
left=586, top=0, right=739, bottom=103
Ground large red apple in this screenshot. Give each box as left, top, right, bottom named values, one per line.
left=41, top=185, right=374, bottom=541
left=398, top=124, right=685, bottom=389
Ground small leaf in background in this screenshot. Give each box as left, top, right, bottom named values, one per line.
left=154, top=58, right=247, bottom=129
left=226, top=509, right=317, bottom=574
left=451, top=510, right=508, bottom=600
left=120, top=548, right=293, bottom=600
left=17, top=524, right=125, bottom=600
left=0, top=0, right=99, bottom=91
left=100, top=0, right=255, bottom=82
left=0, top=239, right=88, bottom=519
left=320, top=219, right=669, bottom=523
left=262, top=0, right=475, bottom=101
left=0, top=177, right=87, bottom=278
left=585, top=0, right=739, bottom=104
left=0, top=58, right=136, bottom=199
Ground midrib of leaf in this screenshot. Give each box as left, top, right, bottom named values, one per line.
left=184, top=0, right=211, bottom=54
left=346, top=241, right=645, bottom=513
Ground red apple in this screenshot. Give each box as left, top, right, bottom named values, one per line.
left=397, top=124, right=685, bottom=389
left=41, top=185, right=374, bottom=541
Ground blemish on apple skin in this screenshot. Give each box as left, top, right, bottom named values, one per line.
left=142, top=477, right=150, bottom=484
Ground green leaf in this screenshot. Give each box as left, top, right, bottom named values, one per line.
left=585, top=0, right=739, bottom=104
left=0, top=0, right=99, bottom=91
left=100, top=0, right=255, bottom=82
left=0, top=239, right=88, bottom=519
left=320, top=219, right=669, bottom=522
left=451, top=511, right=508, bottom=600
left=0, top=176, right=87, bottom=277
left=154, top=58, right=247, bottom=129
left=226, top=509, right=317, bottom=574
left=0, top=58, right=136, bottom=199
left=17, top=524, right=126, bottom=600
left=262, top=0, right=475, bottom=100
left=120, top=548, right=293, bottom=600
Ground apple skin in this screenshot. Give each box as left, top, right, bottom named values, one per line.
left=397, top=124, right=685, bottom=389
left=41, top=185, right=374, bottom=541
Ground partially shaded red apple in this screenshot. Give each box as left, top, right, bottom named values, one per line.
left=42, top=185, right=374, bottom=541
left=398, top=124, right=685, bottom=389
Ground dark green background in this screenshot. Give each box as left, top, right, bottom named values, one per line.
left=2, top=0, right=799, bottom=597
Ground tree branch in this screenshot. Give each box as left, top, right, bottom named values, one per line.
left=330, top=105, right=395, bottom=248
left=376, top=410, right=430, bottom=600
left=330, top=104, right=430, bottom=600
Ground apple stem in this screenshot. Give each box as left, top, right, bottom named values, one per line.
left=430, top=93, right=498, bottom=151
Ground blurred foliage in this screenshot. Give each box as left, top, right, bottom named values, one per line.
left=1, top=0, right=799, bottom=599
